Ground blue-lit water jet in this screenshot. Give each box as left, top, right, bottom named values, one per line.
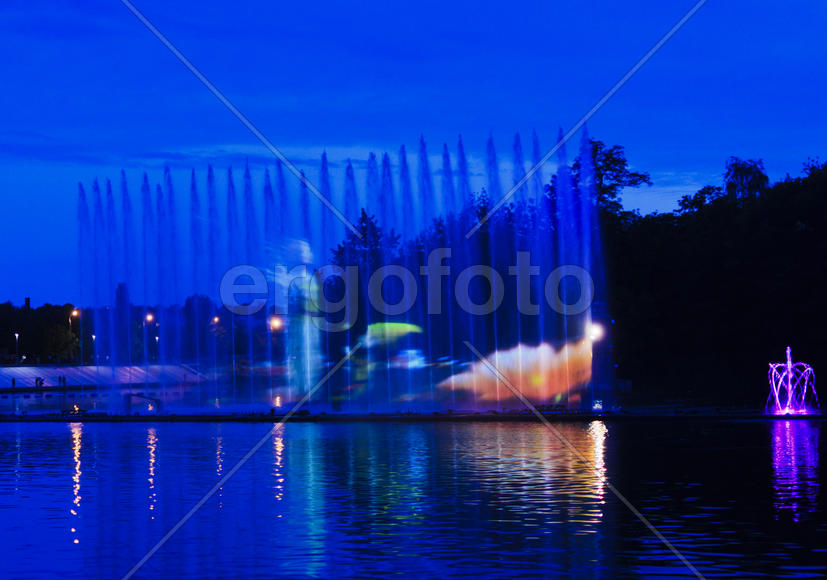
left=71, top=131, right=608, bottom=414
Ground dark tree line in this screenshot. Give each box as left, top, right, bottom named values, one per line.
left=4, top=145, right=826, bottom=409
left=0, top=302, right=79, bottom=363
left=605, top=157, right=827, bottom=406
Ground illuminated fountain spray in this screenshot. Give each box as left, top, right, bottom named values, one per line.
left=767, top=347, right=819, bottom=415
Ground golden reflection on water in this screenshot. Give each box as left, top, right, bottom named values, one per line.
left=588, top=420, right=608, bottom=508
left=147, top=427, right=157, bottom=519
left=216, top=434, right=224, bottom=509
left=459, top=421, right=609, bottom=531
left=69, top=423, right=82, bottom=545
left=272, top=426, right=285, bottom=509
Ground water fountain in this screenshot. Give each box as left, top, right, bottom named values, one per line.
left=72, top=130, right=609, bottom=414
left=767, top=346, right=819, bottom=415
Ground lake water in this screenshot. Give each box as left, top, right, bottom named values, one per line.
left=0, top=419, right=825, bottom=578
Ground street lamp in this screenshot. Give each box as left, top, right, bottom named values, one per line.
left=14, top=332, right=19, bottom=362
left=69, top=309, right=80, bottom=364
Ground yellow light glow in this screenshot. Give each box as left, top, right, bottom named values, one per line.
left=587, top=323, right=605, bottom=342
left=71, top=309, right=79, bottom=317
left=440, top=340, right=594, bottom=404
left=212, top=316, right=220, bottom=324
left=145, top=313, right=154, bottom=323
left=269, top=316, right=284, bottom=331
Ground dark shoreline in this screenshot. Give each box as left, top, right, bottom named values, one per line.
left=0, top=412, right=822, bottom=423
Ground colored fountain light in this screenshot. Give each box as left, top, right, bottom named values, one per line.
left=767, top=346, right=819, bottom=415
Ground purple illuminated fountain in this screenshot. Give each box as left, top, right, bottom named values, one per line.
left=767, top=347, right=819, bottom=415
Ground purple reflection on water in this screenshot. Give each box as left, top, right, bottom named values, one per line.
left=772, top=420, right=820, bottom=522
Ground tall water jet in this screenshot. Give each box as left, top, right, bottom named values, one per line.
left=380, top=153, right=396, bottom=234
left=299, top=171, right=313, bottom=250
left=243, top=163, right=260, bottom=402
left=512, top=133, right=527, bottom=202
left=92, top=179, right=105, bottom=314
left=165, top=168, right=182, bottom=364
left=577, top=127, right=595, bottom=261
left=155, top=184, right=169, bottom=370
left=486, top=135, right=504, bottom=201
left=206, top=165, right=220, bottom=300
left=120, top=172, right=134, bottom=367
left=189, top=169, right=204, bottom=369
left=457, top=135, right=471, bottom=209
left=554, top=129, right=580, bottom=406
left=140, top=173, right=155, bottom=383
left=104, top=180, right=118, bottom=381
left=484, top=136, right=504, bottom=384
left=164, top=168, right=180, bottom=302
left=244, top=163, right=262, bottom=269
left=441, top=143, right=456, bottom=217
left=418, top=136, right=437, bottom=231
left=91, top=180, right=107, bottom=375
left=531, top=129, right=544, bottom=199
left=275, top=160, right=289, bottom=247
left=366, top=153, right=380, bottom=216
left=188, top=170, right=203, bottom=296
left=262, top=167, right=278, bottom=396
left=77, top=183, right=91, bottom=365
left=398, top=145, right=413, bottom=240
left=104, top=180, right=118, bottom=301
left=344, top=160, right=358, bottom=227
left=226, top=168, right=240, bottom=397
left=319, top=153, right=332, bottom=260
left=226, top=168, right=241, bottom=268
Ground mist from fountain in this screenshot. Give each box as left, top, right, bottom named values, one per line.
left=75, top=130, right=607, bottom=413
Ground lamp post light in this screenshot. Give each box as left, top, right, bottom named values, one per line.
left=14, top=332, right=19, bottom=362
left=69, top=309, right=79, bottom=364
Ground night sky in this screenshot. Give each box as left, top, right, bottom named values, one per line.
left=1, top=0, right=824, bottom=305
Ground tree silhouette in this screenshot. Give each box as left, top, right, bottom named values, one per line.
left=677, top=185, right=725, bottom=214
left=571, top=140, right=652, bottom=213
left=724, top=157, right=768, bottom=200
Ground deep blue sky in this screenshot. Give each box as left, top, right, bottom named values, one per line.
left=1, top=0, right=825, bottom=305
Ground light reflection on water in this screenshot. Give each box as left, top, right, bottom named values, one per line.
left=0, top=420, right=824, bottom=578
left=70, top=422, right=81, bottom=545
left=147, top=427, right=157, bottom=518
left=772, top=420, right=820, bottom=522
